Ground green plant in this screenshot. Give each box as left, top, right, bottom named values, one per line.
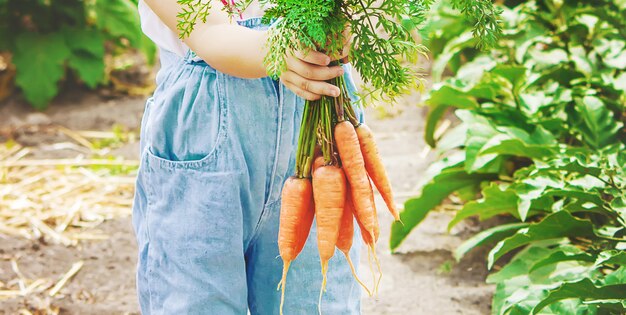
left=0, top=0, right=155, bottom=109
left=391, top=0, right=626, bottom=313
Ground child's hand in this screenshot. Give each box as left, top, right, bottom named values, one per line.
left=280, top=27, right=352, bottom=101
left=280, top=27, right=351, bottom=101
left=280, top=50, right=344, bottom=101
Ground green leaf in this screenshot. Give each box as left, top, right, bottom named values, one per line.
left=454, top=223, right=529, bottom=261
left=488, top=211, right=596, bottom=269
left=95, top=0, right=141, bottom=45
left=436, top=124, right=468, bottom=152
left=519, top=84, right=572, bottom=114
left=489, top=243, right=598, bottom=315
left=507, top=297, right=595, bottom=315
left=529, top=250, right=595, bottom=273
left=424, top=103, right=449, bottom=148
left=574, top=96, right=622, bottom=149
left=61, top=26, right=106, bottom=88
left=487, top=245, right=555, bottom=284
left=470, top=124, right=557, bottom=172
left=582, top=299, right=626, bottom=312
left=490, top=64, right=526, bottom=92
left=480, top=138, right=557, bottom=160
left=513, top=174, right=558, bottom=221
left=62, top=26, right=105, bottom=57
left=595, top=250, right=626, bottom=267
left=13, top=32, right=71, bottom=109
left=448, top=183, right=519, bottom=230
left=425, top=84, right=479, bottom=110
left=527, top=48, right=569, bottom=70
left=67, top=51, right=105, bottom=88
left=487, top=246, right=569, bottom=315
left=456, top=182, right=481, bottom=202
left=431, top=31, right=475, bottom=81
left=541, top=156, right=603, bottom=177
left=458, top=110, right=502, bottom=172
left=532, top=279, right=626, bottom=314
left=486, top=240, right=594, bottom=285
left=603, top=267, right=626, bottom=286
left=493, top=245, right=601, bottom=315
left=389, top=167, right=497, bottom=251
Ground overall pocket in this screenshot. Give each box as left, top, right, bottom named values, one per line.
left=142, top=64, right=228, bottom=170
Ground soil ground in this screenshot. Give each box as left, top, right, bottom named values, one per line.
left=0, top=85, right=494, bottom=314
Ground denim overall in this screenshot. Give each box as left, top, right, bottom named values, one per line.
left=132, top=17, right=364, bottom=315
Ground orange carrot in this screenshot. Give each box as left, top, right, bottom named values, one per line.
left=312, top=156, right=325, bottom=173
left=356, top=124, right=399, bottom=221
left=356, top=217, right=373, bottom=245
left=334, top=121, right=377, bottom=242
left=336, top=194, right=355, bottom=252
left=355, top=191, right=379, bottom=244
left=353, top=182, right=380, bottom=243
left=312, top=165, right=346, bottom=306
left=277, top=177, right=314, bottom=315
left=367, top=181, right=380, bottom=242
left=294, top=199, right=315, bottom=260
left=337, top=188, right=372, bottom=296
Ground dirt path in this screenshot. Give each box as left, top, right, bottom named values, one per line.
left=0, top=91, right=493, bottom=314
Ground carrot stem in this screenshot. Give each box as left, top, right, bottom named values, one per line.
left=298, top=98, right=322, bottom=178
left=320, top=97, right=334, bottom=165
left=334, top=81, right=345, bottom=122
left=295, top=101, right=313, bottom=178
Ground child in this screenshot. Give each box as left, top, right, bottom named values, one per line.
left=132, top=1, right=364, bottom=314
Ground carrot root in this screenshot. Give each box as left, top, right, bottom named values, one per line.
left=371, top=243, right=382, bottom=296
left=343, top=251, right=371, bottom=296
left=278, top=260, right=291, bottom=315
left=366, top=245, right=375, bottom=295
left=318, top=261, right=329, bottom=315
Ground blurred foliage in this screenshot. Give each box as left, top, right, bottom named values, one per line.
left=0, top=0, right=155, bottom=109
left=391, top=0, right=626, bottom=313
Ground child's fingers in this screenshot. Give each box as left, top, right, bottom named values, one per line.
left=283, top=80, right=322, bottom=101
left=293, top=50, right=331, bottom=66
left=282, top=71, right=340, bottom=97
left=285, top=56, right=343, bottom=81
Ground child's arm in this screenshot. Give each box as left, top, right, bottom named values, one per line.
left=144, top=0, right=346, bottom=100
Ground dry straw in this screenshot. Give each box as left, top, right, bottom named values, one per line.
left=0, top=125, right=138, bottom=313
left=0, top=132, right=137, bottom=246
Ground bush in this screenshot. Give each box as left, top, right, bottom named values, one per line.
left=0, top=0, right=155, bottom=109
left=391, top=0, right=626, bottom=313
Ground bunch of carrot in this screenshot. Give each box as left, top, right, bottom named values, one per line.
left=277, top=71, right=400, bottom=314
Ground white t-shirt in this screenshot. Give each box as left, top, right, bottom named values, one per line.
left=138, top=1, right=265, bottom=57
